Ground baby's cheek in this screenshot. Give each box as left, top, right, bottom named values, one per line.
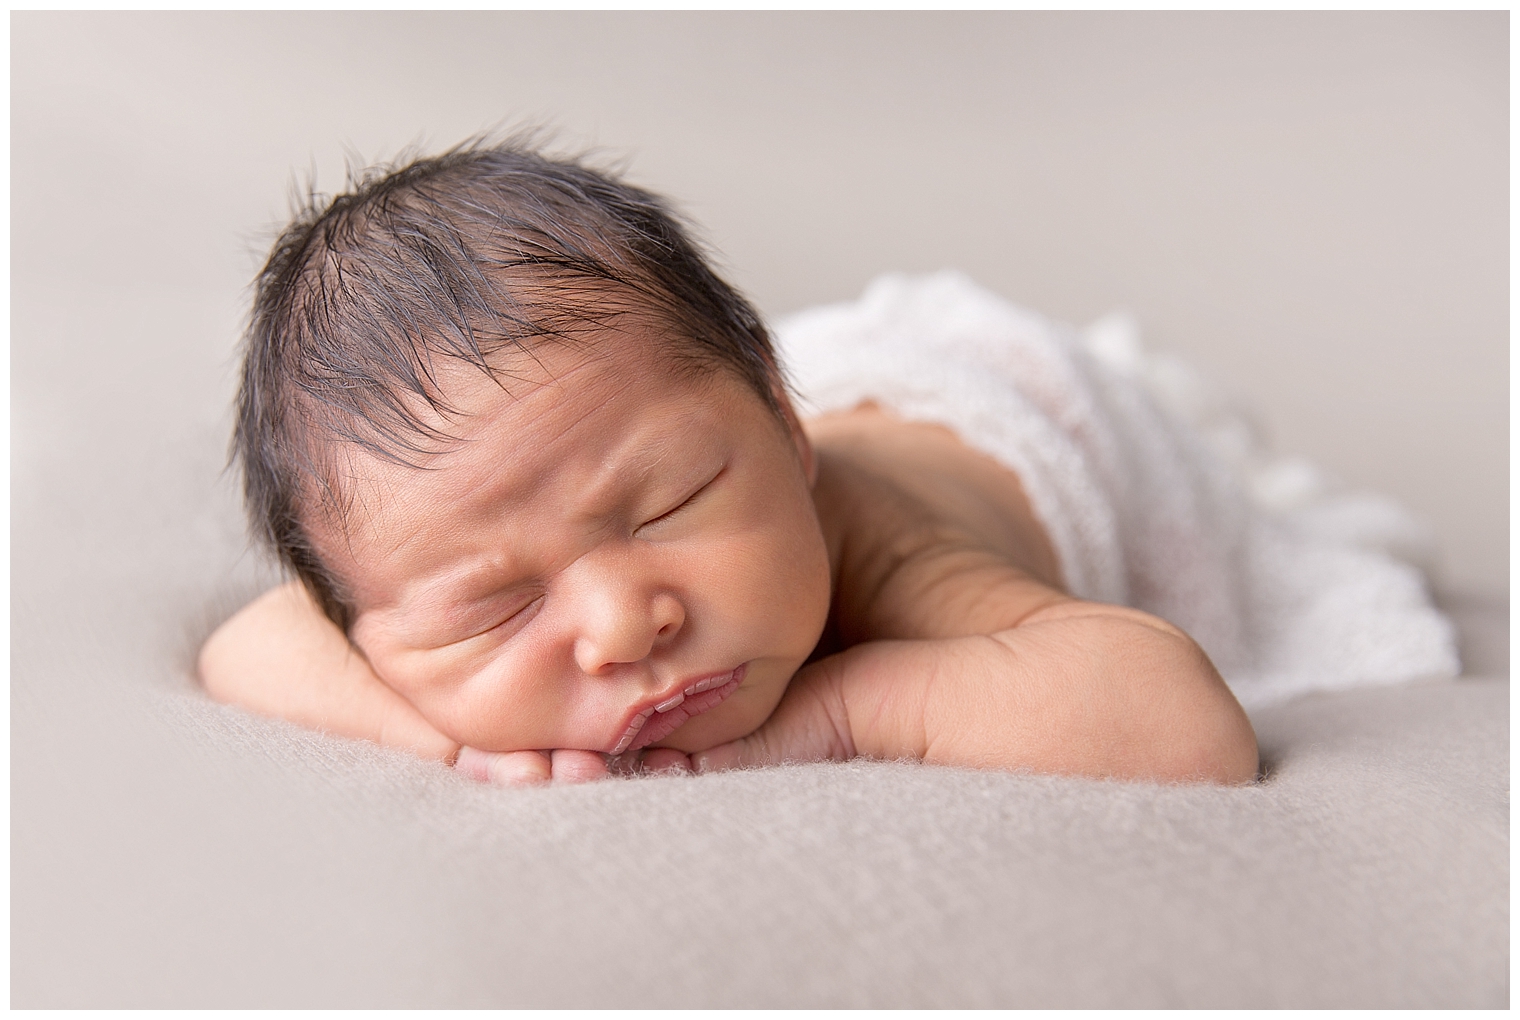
left=374, top=655, right=529, bottom=750
left=706, top=531, right=829, bottom=648
left=432, top=669, right=626, bottom=755
left=432, top=683, right=552, bottom=752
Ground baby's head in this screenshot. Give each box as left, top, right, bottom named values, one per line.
left=237, top=141, right=833, bottom=755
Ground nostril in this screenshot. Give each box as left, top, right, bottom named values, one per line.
left=652, top=594, right=685, bottom=641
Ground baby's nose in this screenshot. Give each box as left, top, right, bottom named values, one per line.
left=572, top=588, right=685, bottom=676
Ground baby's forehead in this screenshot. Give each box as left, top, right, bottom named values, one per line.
left=315, top=333, right=740, bottom=514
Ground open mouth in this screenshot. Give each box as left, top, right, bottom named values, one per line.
left=609, top=663, right=748, bottom=755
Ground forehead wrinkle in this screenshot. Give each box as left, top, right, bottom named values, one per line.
left=474, top=351, right=684, bottom=519
left=334, top=346, right=606, bottom=511
left=565, top=367, right=730, bottom=523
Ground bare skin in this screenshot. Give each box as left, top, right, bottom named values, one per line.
left=199, top=335, right=1258, bottom=787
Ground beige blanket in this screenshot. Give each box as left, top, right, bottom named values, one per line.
left=10, top=468, right=1507, bottom=1005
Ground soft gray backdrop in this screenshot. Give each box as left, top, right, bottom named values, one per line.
left=12, top=12, right=1509, bottom=1008
left=13, top=10, right=1507, bottom=595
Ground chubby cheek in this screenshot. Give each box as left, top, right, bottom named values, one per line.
left=710, top=459, right=831, bottom=616
left=359, top=640, right=571, bottom=753
left=686, top=517, right=829, bottom=655
left=422, top=679, right=553, bottom=752
left=414, top=652, right=617, bottom=754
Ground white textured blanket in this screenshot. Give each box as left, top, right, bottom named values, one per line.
left=776, top=273, right=1459, bottom=708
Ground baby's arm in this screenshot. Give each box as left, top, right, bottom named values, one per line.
left=695, top=598, right=1259, bottom=784
left=199, top=583, right=613, bottom=783
left=200, top=583, right=462, bottom=758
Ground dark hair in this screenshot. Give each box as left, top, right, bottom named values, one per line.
left=236, top=138, right=781, bottom=631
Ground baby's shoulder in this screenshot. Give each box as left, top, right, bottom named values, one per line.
left=805, top=403, right=1068, bottom=645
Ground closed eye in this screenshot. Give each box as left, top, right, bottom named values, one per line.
left=640, top=467, right=724, bottom=531
left=455, top=592, right=544, bottom=645
left=648, top=489, right=702, bottom=525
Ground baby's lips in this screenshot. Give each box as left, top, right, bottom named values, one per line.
left=609, top=664, right=749, bottom=755
left=641, top=670, right=734, bottom=720
left=684, top=671, right=737, bottom=697
left=610, top=706, right=658, bottom=756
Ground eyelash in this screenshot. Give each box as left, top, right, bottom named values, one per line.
left=478, top=593, right=543, bottom=640
left=650, top=490, right=700, bottom=525
left=644, top=471, right=720, bottom=529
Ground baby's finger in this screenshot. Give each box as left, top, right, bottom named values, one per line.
left=690, top=733, right=768, bottom=773
left=455, top=746, right=552, bottom=786
left=549, top=748, right=610, bottom=783
left=638, top=748, right=693, bottom=775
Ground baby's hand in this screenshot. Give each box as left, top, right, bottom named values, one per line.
left=453, top=746, right=693, bottom=786
left=691, top=659, right=854, bottom=772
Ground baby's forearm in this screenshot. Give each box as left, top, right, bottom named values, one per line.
left=199, top=583, right=462, bottom=762
left=831, top=602, right=1258, bottom=783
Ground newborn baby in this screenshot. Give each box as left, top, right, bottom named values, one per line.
left=199, top=141, right=1258, bottom=786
